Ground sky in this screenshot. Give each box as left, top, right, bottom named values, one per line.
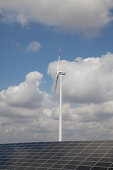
left=1, top=0, right=113, bottom=143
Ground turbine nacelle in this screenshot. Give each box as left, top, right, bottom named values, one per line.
left=56, top=71, right=66, bottom=76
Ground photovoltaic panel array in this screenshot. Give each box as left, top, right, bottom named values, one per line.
left=0, top=141, right=113, bottom=169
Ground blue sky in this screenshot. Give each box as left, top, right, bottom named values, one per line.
left=1, top=0, right=113, bottom=143
left=1, top=19, right=113, bottom=92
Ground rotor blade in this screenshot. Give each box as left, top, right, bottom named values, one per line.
left=57, top=48, right=61, bottom=73
left=55, top=75, right=59, bottom=93
left=55, top=49, right=61, bottom=94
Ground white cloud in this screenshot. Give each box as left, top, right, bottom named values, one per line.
left=1, top=53, right=113, bottom=143
left=0, top=71, right=43, bottom=109
left=0, top=71, right=57, bottom=142
left=26, top=41, right=41, bottom=52
left=48, top=52, right=113, bottom=104
left=0, top=0, right=113, bottom=35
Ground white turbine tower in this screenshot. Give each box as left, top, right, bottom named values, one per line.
left=55, top=49, right=65, bottom=142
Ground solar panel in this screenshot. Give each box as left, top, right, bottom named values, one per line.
left=0, top=141, right=113, bottom=169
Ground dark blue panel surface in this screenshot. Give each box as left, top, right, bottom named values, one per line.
left=0, top=140, right=112, bottom=169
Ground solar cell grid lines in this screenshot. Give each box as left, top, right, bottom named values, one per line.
left=0, top=141, right=113, bottom=169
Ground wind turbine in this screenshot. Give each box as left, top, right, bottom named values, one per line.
left=55, top=49, right=66, bottom=142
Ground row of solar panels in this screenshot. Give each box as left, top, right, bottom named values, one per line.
left=0, top=141, right=113, bottom=169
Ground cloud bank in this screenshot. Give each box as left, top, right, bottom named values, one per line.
left=0, top=0, right=113, bottom=34
left=48, top=52, right=113, bottom=104
left=1, top=53, right=113, bottom=143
